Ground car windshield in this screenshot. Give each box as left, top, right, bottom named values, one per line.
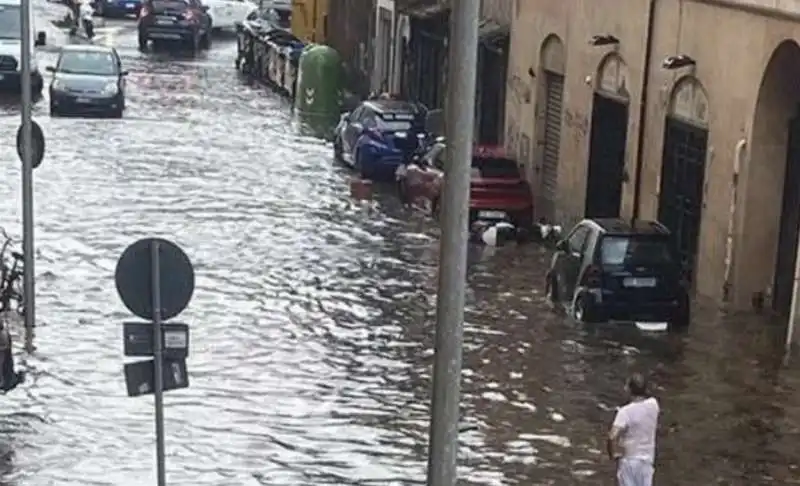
left=58, top=51, right=118, bottom=75
left=600, top=235, right=673, bottom=266
left=376, top=112, right=416, bottom=131
left=471, top=157, right=520, bottom=178
left=0, top=6, right=21, bottom=40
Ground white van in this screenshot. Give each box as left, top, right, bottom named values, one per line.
left=0, top=0, right=46, bottom=94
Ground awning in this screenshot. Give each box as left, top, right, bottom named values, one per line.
left=478, top=20, right=509, bottom=51
left=397, top=0, right=450, bottom=19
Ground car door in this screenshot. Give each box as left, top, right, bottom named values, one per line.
left=232, top=0, right=255, bottom=23
left=558, top=224, right=592, bottom=300
left=342, top=106, right=367, bottom=155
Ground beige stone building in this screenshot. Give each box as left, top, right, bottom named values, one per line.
left=506, top=0, right=800, bottom=321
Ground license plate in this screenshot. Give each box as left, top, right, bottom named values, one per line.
left=478, top=210, right=507, bottom=220
left=156, top=17, right=174, bottom=24
left=623, top=277, right=656, bottom=288
left=76, top=97, right=90, bottom=103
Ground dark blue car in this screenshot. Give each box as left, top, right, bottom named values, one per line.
left=94, top=0, right=143, bottom=18
left=333, top=99, right=428, bottom=180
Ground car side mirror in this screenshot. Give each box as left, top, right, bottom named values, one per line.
left=45, top=65, right=55, bottom=73
left=35, top=32, right=46, bottom=47
left=555, top=240, right=568, bottom=252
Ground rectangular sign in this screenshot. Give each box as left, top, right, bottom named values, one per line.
left=124, top=358, right=189, bottom=397
left=123, top=322, right=189, bottom=359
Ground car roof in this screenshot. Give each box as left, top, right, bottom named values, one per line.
left=363, top=99, right=423, bottom=115
left=60, top=45, right=117, bottom=54
left=585, top=218, right=670, bottom=236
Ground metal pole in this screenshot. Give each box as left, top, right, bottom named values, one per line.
left=426, top=2, right=479, bottom=486
left=150, top=241, right=166, bottom=486
left=785, top=228, right=800, bottom=361
left=20, top=0, right=35, bottom=354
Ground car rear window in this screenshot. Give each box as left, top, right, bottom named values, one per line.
left=600, top=235, right=673, bottom=266
left=376, top=112, right=416, bottom=131
left=471, top=157, right=520, bottom=178
left=152, top=0, right=188, bottom=10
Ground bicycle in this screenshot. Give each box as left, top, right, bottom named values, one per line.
left=0, top=227, right=25, bottom=393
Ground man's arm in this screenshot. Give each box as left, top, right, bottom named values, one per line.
left=606, top=409, right=627, bottom=460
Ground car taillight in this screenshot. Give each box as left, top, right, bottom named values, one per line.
left=139, top=6, right=149, bottom=17
left=581, top=264, right=603, bottom=288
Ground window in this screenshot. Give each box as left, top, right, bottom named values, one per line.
left=471, top=156, right=520, bottom=178
left=567, top=226, right=591, bottom=254
left=600, top=236, right=673, bottom=266
left=0, top=6, right=21, bottom=40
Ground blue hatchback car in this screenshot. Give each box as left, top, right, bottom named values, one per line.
left=333, top=99, right=428, bottom=180
left=94, top=0, right=143, bottom=17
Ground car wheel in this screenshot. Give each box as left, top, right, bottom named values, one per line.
left=200, top=30, right=211, bottom=49
left=546, top=274, right=560, bottom=304
left=109, top=107, right=123, bottom=118
left=574, top=292, right=602, bottom=324
left=333, top=136, right=344, bottom=162
left=138, top=31, right=148, bottom=51
left=670, top=293, right=691, bottom=330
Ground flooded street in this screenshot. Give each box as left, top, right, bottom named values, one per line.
left=0, top=3, right=798, bottom=485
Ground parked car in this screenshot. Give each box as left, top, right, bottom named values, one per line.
left=545, top=218, right=690, bottom=329
left=396, top=144, right=534, bottom=229
left=333, top=99, right=428, bottom=180
left=93, top=0, right=143, bottom=18
left=138, top=0, right=211, bottom=52
left=203, top=0, right=257, bottom=31
left=0, top=0, right=46, bottom=95
left=47, top=45, right=127, bottom=118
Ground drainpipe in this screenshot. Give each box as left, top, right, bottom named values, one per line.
left=631, top=0, right=657, bottom=222
left=722, top=139, right=746, bottom=301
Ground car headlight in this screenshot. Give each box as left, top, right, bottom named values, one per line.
left=101, top=82, right=118, bottom=95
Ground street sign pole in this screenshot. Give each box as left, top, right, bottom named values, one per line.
left=19, top=0, right=35, bottom=354
left=150, top=240, right=166, bottom=486
left=426, top=1, right=479, bottom=486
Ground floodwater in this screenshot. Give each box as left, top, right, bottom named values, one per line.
left=0, top=2, right=798, bottom=485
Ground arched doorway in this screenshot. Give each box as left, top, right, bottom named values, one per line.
left=585, top=53, right=630, bottom=218
left=537, top=34, right=565, bottom=221
left=757, top=41, right=800, bottom=316
left=657, top=76, right=710, bottom=285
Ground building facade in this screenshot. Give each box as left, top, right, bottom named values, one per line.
left=506, top=0, right=800, bottom=321
left=325, top=0, right=376, bottom=98
left=392, top=0, right=510, bottom=142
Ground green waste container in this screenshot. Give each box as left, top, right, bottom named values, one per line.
left=295, top=44, right=344, bottom=139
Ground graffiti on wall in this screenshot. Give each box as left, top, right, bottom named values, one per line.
left=508, top=73, right=531, bottom=105
left=564, top=108, right=589, bottom=141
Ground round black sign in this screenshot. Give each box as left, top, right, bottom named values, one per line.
left=16, top=120, right=45, bottom=169
left=114, top=238, right=195, bottom=321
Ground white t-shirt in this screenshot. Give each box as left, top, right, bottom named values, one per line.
left=612, top=397, right=659, bottom=463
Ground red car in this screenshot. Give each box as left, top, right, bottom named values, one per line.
left=396, top=143, right=533, bottom=229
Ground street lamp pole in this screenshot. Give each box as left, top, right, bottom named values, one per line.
left=426, top=1, right=480, bottom=485
left=19, top=0, right=36, bottom=353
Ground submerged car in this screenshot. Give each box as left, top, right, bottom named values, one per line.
left=545, top=218, right=690, bottom=329
left=0, top=0, right=46, bottom=94
left=48, top=45, right=127, bottom=117
left=333, top=99, right=428, bottom=180
left=137, top=0, right=211, bottom=51
left=397, top=144, right=534, bottom=229
left=93, top=0, right=143, bottom=17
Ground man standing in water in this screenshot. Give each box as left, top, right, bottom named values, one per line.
left=607, top=373, right=660, bottom=486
